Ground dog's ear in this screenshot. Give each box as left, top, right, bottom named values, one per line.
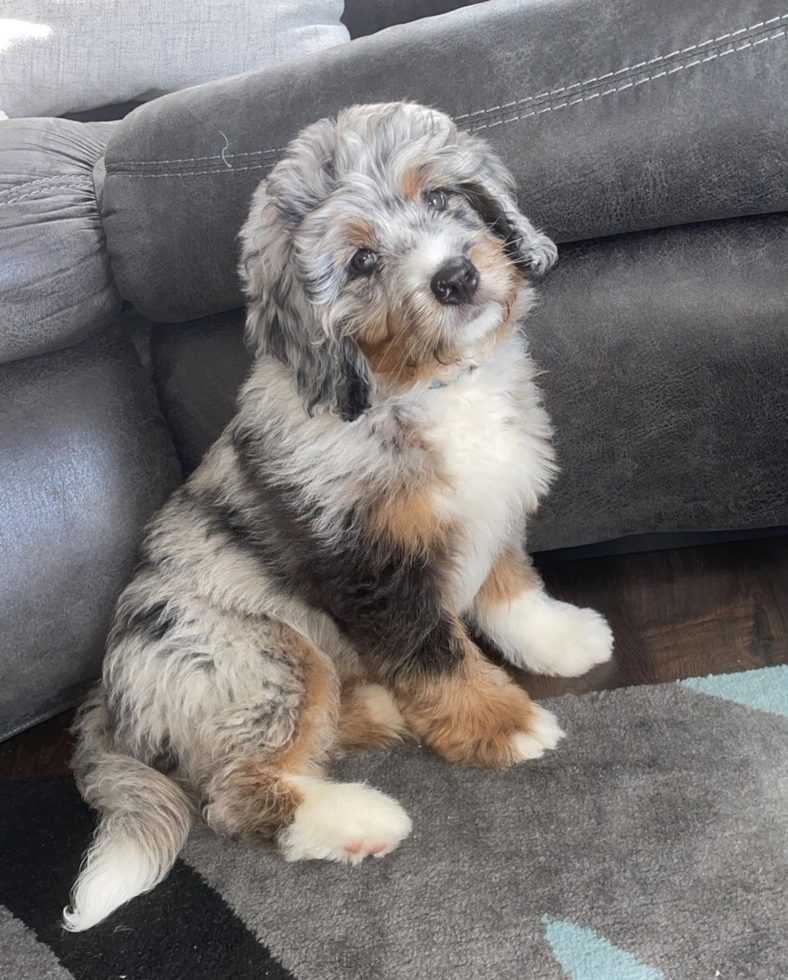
left=239, top=177, right=373, bottom=422
left=454, top=134, right=557, bottom=276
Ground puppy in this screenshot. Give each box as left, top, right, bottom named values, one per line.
left=64, top=102, right=613, bottom=931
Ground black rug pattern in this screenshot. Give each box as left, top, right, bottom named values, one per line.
left=1, top=777, right=292, bottom=979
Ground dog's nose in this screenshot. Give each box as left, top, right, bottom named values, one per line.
left=430, top=257, right=480, bottom=306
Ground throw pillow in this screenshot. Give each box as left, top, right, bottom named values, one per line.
left=0, top=0, right=349, bottom=117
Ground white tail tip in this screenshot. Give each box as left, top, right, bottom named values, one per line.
left=63, top=836, right=164, bottom=932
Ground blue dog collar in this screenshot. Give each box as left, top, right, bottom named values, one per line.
left=428, top=365, right=477, bottom=390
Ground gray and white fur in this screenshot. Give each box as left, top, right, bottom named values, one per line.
left=64, top=103, right=612, bottom=931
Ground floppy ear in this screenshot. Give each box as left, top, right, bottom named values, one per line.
left=239, top=177, right=373, bottom=422
left=455, top=134, right=557, bottom=276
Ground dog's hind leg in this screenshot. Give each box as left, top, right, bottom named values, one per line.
left=202, top=629, right=412, bottom=865
left=334, top=674, right=409, bottom=754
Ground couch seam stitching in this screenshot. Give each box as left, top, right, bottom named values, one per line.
left=455, top=12, right=788, bottom=121
left=109, top=145, right=288, bottom=169
left=106, top=162, right=273, bottom=179
left=0, top=175, right=92, bottom=207
left=0, top=172, right=90, bottom=198
left=104, top=16, right=787, bottom=178
left=465, top=30, right=787, bottom=134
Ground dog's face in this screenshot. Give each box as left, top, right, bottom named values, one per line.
left=240, top=103, right=556, bottom=420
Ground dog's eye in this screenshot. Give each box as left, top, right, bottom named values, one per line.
left=425, top=190, right=448, bottom=212
left=350, top=248, right=378, bottom=276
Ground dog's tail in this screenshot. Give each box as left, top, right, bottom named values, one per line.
left=63, top=694, right=193, bottom=932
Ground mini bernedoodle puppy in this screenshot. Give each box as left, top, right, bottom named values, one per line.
left=65, top=102, right=613, bottom=931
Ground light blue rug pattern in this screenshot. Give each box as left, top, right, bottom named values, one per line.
left=542, top=916, right=666, bottom=980
left=679, top=663, right=788, bottom=717
left=181, top=665, right=788, bottom=980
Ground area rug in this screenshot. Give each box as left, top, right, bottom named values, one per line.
left=2, top=666, right=787, bottom=979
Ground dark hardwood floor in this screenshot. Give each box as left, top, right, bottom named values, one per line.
left=2, top=535, right=787, bottom=781
left=526, top=534, right=788, bottom=698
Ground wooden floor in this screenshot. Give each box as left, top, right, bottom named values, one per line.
left=2, top=535, right=787, bottom=781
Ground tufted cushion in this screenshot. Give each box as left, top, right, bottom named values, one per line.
left=0, top=118, right=121, bottom=365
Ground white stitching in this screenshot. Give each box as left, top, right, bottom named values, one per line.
left=454, top=12, right=788, bottom=121
left=113, top=145, right=288, bottom=168
left=109, top=162, right=273, bottom=178
left=106, top=13, right=788, bottom=178
left=0, top=173, right=90, bottom=199
left=467, top=30, right=787, bottom=133
left=0, top=175, right=91, bottom=206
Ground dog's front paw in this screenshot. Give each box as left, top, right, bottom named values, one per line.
left=506, top=594, right=614, bottom=677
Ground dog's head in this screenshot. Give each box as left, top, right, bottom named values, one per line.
left=240, top=102, right=556, bottom=421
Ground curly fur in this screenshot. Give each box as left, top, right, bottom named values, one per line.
left=65, top=102, right=612, bottom=931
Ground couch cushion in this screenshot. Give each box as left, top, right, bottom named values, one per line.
left=0, top=118, right=121, bottom=365
left=0, top=0, right=348, bottom=118
left=528, top=212, right=788, bottom=551
left=101, top=0, right=788, bottom=323
left=148, top=213, right=788, bottom=552
left=341, top=0, right=480, bottom=39
left=0, top=319, right=182, bottom=740
left=151, top=311, right=251, bottom=475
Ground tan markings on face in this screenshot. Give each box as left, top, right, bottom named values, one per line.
left=393, top=634, right=540, bottom=769
left=401, top=167, right=426, bottom=201
left=357, top=307, right=445, bottom=391
left=335, top=675, right=409, bottom=753
left=357, top=306, right=410, bottom=356
left=355, top=232, right=527, bottom=395
left=346, top=219, right=377, bottom=249
left=476, top=548, right=541, bottom=612
left=203, top=629, right=339, bottom=842
left=469, top=233, right=526, bottom=307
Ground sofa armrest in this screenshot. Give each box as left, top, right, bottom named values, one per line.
left=101, top=0, right=788, bottom=323
left=0, top=119, right=122, bottom=365
left=342, top=0, right=483, bottom=38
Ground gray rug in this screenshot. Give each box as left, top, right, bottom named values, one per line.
left=3, top=666, right=788, bottom=979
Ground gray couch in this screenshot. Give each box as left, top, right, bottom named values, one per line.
left=2, top=0, right=787, bottom=741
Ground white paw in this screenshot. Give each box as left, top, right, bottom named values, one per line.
left=279, top=777, right=412, bottom=865
left=533, top=600, right=614, bottom=677
left=487, top=591, right=614, bottom=677
left=510, top=704, right=565, bottom=761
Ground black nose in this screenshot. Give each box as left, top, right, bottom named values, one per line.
left=430, top=257, right=480, bottom=306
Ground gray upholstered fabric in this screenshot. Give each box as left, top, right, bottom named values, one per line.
left=0, top=0, right=349, bottom=118
left=342, top=0, right=481, bottom=38
left=148, top=212, right=788, bottom=552
left=527, top=213, right=788, bottom=550
left=0, top=119, right=121, bottom=366
left=0, top=324, right=181, bottom=740
left=101, top=0, right=788, bottom=323
left=2, top=0, right=788, bottom=744
left=151, top=312, right=251, bottom=474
